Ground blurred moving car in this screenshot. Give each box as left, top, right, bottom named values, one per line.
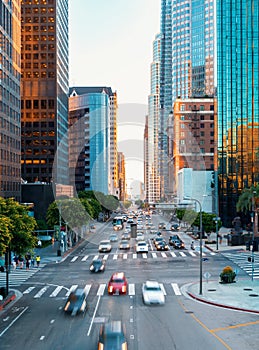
left=108, top=272, right=128, bottom=295
left=156, top=241, right=169, bottom=251
left=142, top=280, right=165, bottom=305
left=168, top=235, right=180, bottom=246
left=121, top=232, right=131, bottom=240
left=119, top=239, right=130, bottom=250
left=136, top=232, right=145, bottom=241
left=64, top=288, right=87, bottom=316
left=153, top=236, right=165, bottom=248
left=158, top=222, right=166, bottom=229
left=98, top=240, right=112, bottom=253
left=172, top=239, right=185, bottom=249
left=109, top=233, right=118, bottom=242
left=171, top=223, right=179, bottom=231
left=97, top=320, right=128, bottom=350
left=136, top=241, right=149, bottom=253
left=89, top=258, right=105, bottom=272
left=90, top=224, right=96, bottom=230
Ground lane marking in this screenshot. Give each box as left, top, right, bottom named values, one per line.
left=152, top=252, right=157, bottom=258
left=159, top=283, right=166, bottom=295
left=128, top=283, right=135, bottom=296
left=23, top=286, right=36, bottom=294
left=189, top=251, right=196, bottom=257
left=0, top=306, right=29, bottom=337
left=34, top=286, right=49, bottom=298
left=170, top=252, right=177, bottom=257
left=84, top=284, right=92, bottom=297
left=142, top=253, right=147, bottom=259
left=50, top=286, right=63, bottom=298
left=179, top=252, right=186, bottom=257
left=87, top=296, right=101, bottom=336
left=161, top=252, right=167, bottom=258
left=71, top=256, right=78, bottom=262
left=113, top=254, right=118, bottom=260
left=97, top=284, right=106, bottom=296
left=171, top=283, right=181, bottom=295
left=133, top=253, right=137, bottom=259
left=123, top=254, right=127, bottom=259
left=65, top=285, right=78, bottom=297
left=81, top=255, right=89, bottom=261
left=103, top=254, right=109, bottom=260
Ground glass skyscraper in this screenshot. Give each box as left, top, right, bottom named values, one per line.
left=0, top=0, right=21, bottom=201
left=217, top=0, right=259, bottom=226
left=21, top=0, right=69, bottom=186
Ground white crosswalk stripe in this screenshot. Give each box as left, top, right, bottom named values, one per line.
left=223, top=252, right=259, bottom=279
left=0, top=265, right=45, bottom=287
left=68, top=250, right=216, bottom=264
left=20, top=282, right=183, bottom=299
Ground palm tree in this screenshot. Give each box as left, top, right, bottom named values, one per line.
left=237, top=185, right=259, bottom=236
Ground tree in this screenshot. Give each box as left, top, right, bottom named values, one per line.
left=236, top=185, right=259, bottom=214
left=0, top=215, right=12, bottom=256
left=123, top=200, right=132, bottom=209
left=0, top=197, right=37, bottom=255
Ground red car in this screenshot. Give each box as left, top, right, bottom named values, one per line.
left=108, top=272, right=128, bottom=295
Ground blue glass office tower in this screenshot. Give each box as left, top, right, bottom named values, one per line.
left=217, top=0, right=259, bottom=226
left=69, top=87, right=115, bottom=195
left=159, top=0, right=172, bottom=198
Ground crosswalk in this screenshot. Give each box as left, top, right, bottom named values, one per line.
left=69, top=250, right=216, bottom=263
left=20, top=281, right=183, bottom=299
left=223, top=252, right=259, bottom=279
left=0, top=265, right=46, bottom=287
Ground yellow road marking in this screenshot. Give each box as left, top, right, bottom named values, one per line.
left=177, top=299, right=232, bottom=350
left=211, top=320, right=259, bottom=333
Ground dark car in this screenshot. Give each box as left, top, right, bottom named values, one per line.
left=119, top=239, right=130, bottom=250
left=171, top=223, right=179, bottom=231
left=168, top=235, right=180, bottom=246
left=153, top=236, right=165, bottom=248
left=97, top=321, right=128, bottom=350
left=156, top=241, right=169, bottom=251
left=121, top=233, right=131, bottom=240
left=89, top=258, right=105, bottom=273
left=64, top=288, right=87, bottom=316
left=172, top=239, right=185, bottom=250
left=158, top=222, right=166, bottom=229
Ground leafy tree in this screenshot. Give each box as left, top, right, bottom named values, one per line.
left=0, top=197, right=37, bottom=255
left=0, top=215, right=12, bottom=256
left=86, top=198, right=102, bottom=219
left=236, top=184, right=259, bottom=214
left=123, top=200, right=132, bottom=209
left=135, top=199, right=144, bottom=208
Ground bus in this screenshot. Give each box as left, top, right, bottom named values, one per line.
left=113, top=216, right=124, bottom=231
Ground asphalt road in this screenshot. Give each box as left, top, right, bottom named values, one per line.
left=1, top=214, right=259, bottom=349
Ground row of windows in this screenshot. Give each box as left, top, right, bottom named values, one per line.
left=0, top=134, right=20, bottom=150
left=22, top=0, right=54, bottom=4
left=179, top=104, right=214, bottom=111
left=22, top=61, right=55, bottom=69
left=22, top=112, right=55, bottom=119
left=22, top=149, right=55, bottom=155
left=22, top=34, right=55, bottom=41
left=0, top=148, right=20, bottom=163
left=22, top=16, right=55, bottom=24
left=22, top=7, right=54, bottom=14
left=23, top=25, right=54, bottom=32
left=21, top=99, right=55, bottom=110
left=23, top=139, right=55, bottom=146
left=21, top=71, right=55, bottom=78
left=0, top=180, right=20, bottom=192
left=180, top=114, right=214, bottom=120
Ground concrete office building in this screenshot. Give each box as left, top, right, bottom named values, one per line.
left=0, top=0, right=21, bottom=201
left=20, top=0, right=69, bottom=187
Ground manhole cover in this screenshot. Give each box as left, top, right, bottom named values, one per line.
left=207, top=289, right=217, bottom=292
left=243, top=288, right=253, bottom=291
left=249, top=294, right=259, bottom=297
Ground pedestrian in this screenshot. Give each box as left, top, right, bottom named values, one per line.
left=12, top=256, right=17, bottom=270
left=18, top=255, right=24, bottom=269
left=31, top=255, right=35, bottom=268
left=26, top=259, right=30, bottom=270
left=36, top=255, right=41, bottom=268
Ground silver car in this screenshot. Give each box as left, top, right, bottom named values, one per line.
left=98, top=240, right=112, bottom=253
left=142, top=280, right=165, bottom=305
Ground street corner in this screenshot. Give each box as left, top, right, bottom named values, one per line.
left=0, top=291, right=16, bottom=312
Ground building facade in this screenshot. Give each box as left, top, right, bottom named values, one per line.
left=0, top=0, right=21, bottom=201
left=118, top=152, right=126, bottom=201
left=69, top=87, right=117, bottom=196
left=169, top=97, right=216, bottom=204
left=147, top=33, right=161, bottom=203
left=217, top=0, right=259, bottom=226
left=20, top=0, right=69, bottom=187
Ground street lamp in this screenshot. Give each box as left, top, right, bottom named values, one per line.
left=184, top=196, right=203, bottom=295
left=251, top=191, right=257, bottom=281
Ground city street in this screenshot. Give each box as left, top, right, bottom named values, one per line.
left=1, top=216, right=259, bottom=350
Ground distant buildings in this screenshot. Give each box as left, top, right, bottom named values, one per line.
left=118, top=152, right=126, bottom=201
left=20, top=0, right=69, bottom=187
left=0, top=0, right=21, bottom=201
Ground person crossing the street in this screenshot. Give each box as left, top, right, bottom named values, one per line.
left=36, top=255, right=41, bottom=268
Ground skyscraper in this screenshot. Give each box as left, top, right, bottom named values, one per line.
left=0, top=0, right=21, bottom=201
left=20, top=0, right=69, bottom=186
left=68, top=86, right=117, bottom=196
left=147, top=33, right=161, bottom=203
left=217, top=0, right=259, bottom=226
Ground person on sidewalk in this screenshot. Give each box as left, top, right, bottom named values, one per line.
left=25, top=259, right=30, bottom=270
left=36, top=255, right=41, bottom=268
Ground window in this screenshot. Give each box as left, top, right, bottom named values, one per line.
left=210, top=123, right=214, bottom=128
left=180, top=124, right=185, bottom=129
left=210, top=105, right=214, bottom=111
left=200, top=105, right=205, bottom=111
left=180, top=115, right=185, bottom=120
left=200, top=124, right=204, bottom=128
left=180, top=105, right=185, bottom=111
left=210, top=148, right=214, bottom=153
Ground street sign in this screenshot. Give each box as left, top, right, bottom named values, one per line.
left=37, top=235, right=52, bottom=241
left=204, top=272, right=211, bottom=280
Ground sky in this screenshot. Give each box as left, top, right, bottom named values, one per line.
left=69, top=1, right=161, bottom=189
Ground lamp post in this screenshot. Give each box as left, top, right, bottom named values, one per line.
left=184, top=196, right=203, bottom=295
left=251, top=191, right=256, bottom=281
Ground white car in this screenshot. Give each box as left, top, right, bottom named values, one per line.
left=98, top=240, right=112, bottom=253
left=136, top=233, right=145, bottom=241
left=142, top=281, right=165, bottom=305
left=136, top=241, right=149, bottom=253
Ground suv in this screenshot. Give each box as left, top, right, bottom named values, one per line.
left=97, top=321, right=128, bottom=350
left=108, top=272, right=128, bottom=295
left=136, top=241, right=149, bottom=253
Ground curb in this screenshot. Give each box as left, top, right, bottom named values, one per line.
left=187, top=291, right=259, bottom=314
left=0, top=291, right=16, bottom=311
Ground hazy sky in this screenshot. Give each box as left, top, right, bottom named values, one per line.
left=69, top=1, right=161, bottom=186
left=69, top=0, right=160, bottom=104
